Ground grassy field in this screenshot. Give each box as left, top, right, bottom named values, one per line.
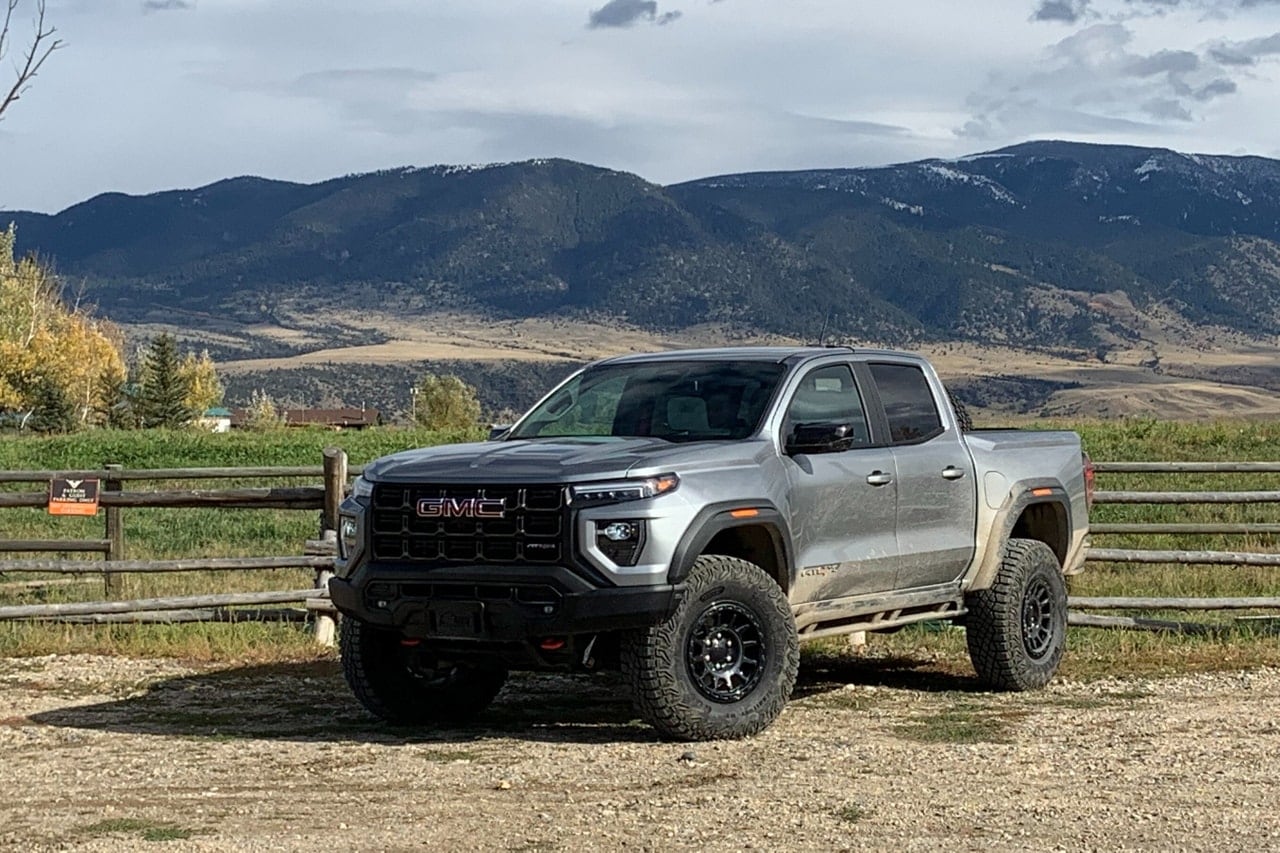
left=0, top=427, right=480, bottom=658
left=2, top=420, right=1280, bottom=673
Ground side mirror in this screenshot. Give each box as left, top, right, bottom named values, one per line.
left=786, top=422, right=855, bottom=455
left=487, top=424, right=512, bottom=441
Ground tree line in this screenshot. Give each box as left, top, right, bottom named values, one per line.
left=2, top=226, right=490, bottom=433
left=1, top=229, right=227, bottom=432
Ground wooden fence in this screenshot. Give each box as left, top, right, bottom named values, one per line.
left=1070, top=460, right=1280, bottom=632
left=1, top=455, right=1278, bottom=639
left=0, top=447, right=358, bottom=644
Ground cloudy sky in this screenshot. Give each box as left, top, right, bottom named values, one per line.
left=2, top=0, right=1279, bottom=212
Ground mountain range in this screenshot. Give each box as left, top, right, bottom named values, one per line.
left=6, top=139, right=1280, bottom=357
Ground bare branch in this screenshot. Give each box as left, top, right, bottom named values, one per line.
left=0, top=0, right=63, bottom=122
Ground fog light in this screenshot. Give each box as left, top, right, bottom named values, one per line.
left=339, top=515, right=359, bottom=559
left=595, top=519, right=645, bottom=566
left=602, top=522, right=638, bottom=542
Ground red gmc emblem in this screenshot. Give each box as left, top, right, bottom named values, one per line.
left=416, top=497, right=506, bottom=519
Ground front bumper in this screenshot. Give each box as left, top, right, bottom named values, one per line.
left=328, top=562, right=684, bottom=644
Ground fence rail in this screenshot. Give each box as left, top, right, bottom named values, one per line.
left=2, top=454, right=1279, bottom=636
left=0, top=447, right=350, bottom=643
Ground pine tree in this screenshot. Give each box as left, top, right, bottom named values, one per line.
left=136, top=333, right=195, bottom=428
left=27, top=376, right=75, bottom=433
left=93, top=366, right=136, bottom=429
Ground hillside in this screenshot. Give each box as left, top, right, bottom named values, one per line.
left=5, top=140, right=1280, bottom=417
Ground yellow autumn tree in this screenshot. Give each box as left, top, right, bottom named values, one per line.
left=179, top=349, right=224, bottom=414
left=413, top=372, right=482, bottom=430
left=0, top=225, right=126, bottom=425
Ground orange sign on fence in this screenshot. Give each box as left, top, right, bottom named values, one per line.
left=48, top=478, right=100, bottom=516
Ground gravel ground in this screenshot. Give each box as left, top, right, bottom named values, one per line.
left=2, top=652, right=1279, bottom=852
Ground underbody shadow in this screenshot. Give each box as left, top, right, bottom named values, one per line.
left=793, top=649, right=983, bottom=699
left=28, top=650, right=978, bottom=745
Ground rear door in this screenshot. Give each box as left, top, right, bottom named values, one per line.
left=779, top=362, right=900, bottom=602
left=865, top=361, right=977, bottom=590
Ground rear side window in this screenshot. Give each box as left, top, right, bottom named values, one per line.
left=868, top=363, right=943, bottom=445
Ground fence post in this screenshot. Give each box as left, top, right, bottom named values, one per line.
left=315, top=447, right=348, bottom=646
left=103, top=463, right=124, bottom=598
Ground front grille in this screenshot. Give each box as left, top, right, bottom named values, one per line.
left=370, top=484, right=566, bottom=565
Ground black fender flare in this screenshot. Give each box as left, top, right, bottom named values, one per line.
left=967, top=481, right=1072, bottom=592
left=666, top=500, right=794, bottom=589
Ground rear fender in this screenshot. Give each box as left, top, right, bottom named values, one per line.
left=965, top=482, right=1072, bottom=592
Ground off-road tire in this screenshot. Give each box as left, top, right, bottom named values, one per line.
left=340, top=617, right=507, bottom=725
left=621, top=554, right=799, bottom=741
left=965, top=538, right=1067, bottom=691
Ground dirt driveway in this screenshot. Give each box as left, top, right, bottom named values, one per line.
left=2, top=652, right=1279, bottom=852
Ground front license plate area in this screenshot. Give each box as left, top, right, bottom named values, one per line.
left=429, top=601, right=486, bottom=639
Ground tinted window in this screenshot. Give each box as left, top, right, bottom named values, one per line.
left=509, top=361, right=786, bottom=442
left=868, top=362, right=943, bottom=445
left=783, top=364, right=870, bottom=446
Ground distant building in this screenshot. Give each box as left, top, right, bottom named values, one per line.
left=228, top=406, right=382, bottom=430
left=199, top=407, right=233, bottom=433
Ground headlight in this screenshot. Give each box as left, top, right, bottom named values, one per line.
left=351, top=475, right=373, bottom=499
left=569, top=473, right=679, bottom=506
left=338, top=515, right=359, bottom=559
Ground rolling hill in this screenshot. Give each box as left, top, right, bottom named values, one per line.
left=5, top=140, right=1280, bottom=417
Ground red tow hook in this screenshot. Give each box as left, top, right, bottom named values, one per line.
left=539, top=637, right=566, bottom=651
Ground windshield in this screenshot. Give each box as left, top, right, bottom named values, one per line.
left=508, top=360, right=787, bottom=442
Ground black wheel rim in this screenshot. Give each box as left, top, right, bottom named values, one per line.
left=686, top=601, right=766, bottom=703
left=1021, top=576, right=1056, bottom=659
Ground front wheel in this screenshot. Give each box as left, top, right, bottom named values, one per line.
left=621, top=555, right=799, bottom=741
left=340, top=618, right=507, bottom=725
left=965, top=538, right=1067, bottom=691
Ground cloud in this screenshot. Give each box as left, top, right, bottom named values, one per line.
left=1209, top=31, right=1280, bottom=65
left=290, top=68, right=438, bottom=92
left=588, top=0, right=659, bottom=28
left=1033, top=0, right=1091, bottom=22
left=586, top=0, right=684, bottom=28
left=1142, top=97, right=1193, bottom=119
left=277, top=68, right=439, bottom=135
left=1192, top=77, right=1237, bottom=98
left=1125, top=49, right=1199, bottom=75
left=960, top=21, right=1257, bottom=141
left=141, top=0, right=194, bottom=11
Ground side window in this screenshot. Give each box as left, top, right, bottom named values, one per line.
left=868, top=362, right=943, bottom=445
left=783, top=364, right=870, bottom=447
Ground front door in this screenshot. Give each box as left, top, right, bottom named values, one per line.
left=780, top=363, right=900, bottom=602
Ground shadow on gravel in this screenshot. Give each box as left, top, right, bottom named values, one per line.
left=29, top=652, right=976, bottom=745
left=794, top=651, right=982, bottom=700
left=29, top=661, right=655, bottom=746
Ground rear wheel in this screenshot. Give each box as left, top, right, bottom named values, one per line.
left=340, top=618, right=507, bottom=725
left=965, top=538, right=1067, bottom=691
left=621, top=554, right=799, bottom=741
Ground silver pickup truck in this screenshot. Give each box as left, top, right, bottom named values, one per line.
left=330, top=347, right=1092, bottom=740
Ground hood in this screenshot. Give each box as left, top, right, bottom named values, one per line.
left=363, top=437, right=768, bottom=483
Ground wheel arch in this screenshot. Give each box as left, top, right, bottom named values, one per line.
left=966, top=484, right=1072, bottom=592
left=667, top=502, right=793, bottom=594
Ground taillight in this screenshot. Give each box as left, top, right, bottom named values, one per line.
left=1082, top=452, right=1095, bottom=510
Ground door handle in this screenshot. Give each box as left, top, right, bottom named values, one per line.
left=941, top=466, right=966, bottom=480
left=866, top=471, right=893, bottom=487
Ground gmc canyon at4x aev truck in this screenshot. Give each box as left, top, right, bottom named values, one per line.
left=330, top=347, right=1092, bottom=740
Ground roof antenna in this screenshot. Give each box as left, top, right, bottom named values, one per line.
left=816, top=311, right=834, bottom=346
